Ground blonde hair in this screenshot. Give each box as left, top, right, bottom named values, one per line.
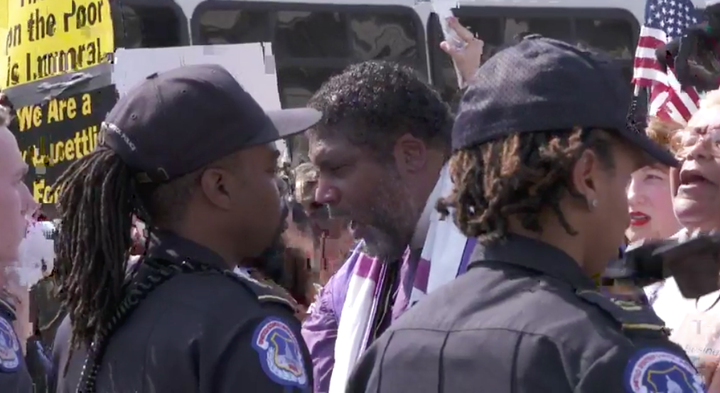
left=646, top=117, right=682, bottom=153
left=684, top=88, right=720, bottom=137
left=699, top=89, right=720, bottom=110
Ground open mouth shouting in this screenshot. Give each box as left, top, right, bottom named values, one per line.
left=678, top=167, right=715, bottom=194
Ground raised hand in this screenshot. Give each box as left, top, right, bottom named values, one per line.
left=439, top=17, right=484, bottom=88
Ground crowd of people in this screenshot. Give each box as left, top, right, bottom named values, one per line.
left=0, top=16, right=720, bottom=393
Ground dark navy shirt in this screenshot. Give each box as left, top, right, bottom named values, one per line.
left=52, top=231, right=313, bottom=393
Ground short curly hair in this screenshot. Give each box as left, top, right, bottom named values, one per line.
left=437, top=128, right=616, bottom=245
left=306, top=61, right=453, bottom=157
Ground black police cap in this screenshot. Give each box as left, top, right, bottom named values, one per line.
left=101, top=64, right=321, bottom=183
left=452, top=35, right=678, bottom=167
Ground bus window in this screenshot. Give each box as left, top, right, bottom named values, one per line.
left=349, top=13, right=419, bottom=62
left=576, top=18, right=635, bottom=83
left=428, top=9, right=638, bottom=102
left=113, top=3, right=186, bottom=48
left=193, top=3, right=426, bottom=105
left=502, top=17, right=572, bottom=43
left=276, top=66, right=342, bottom=108
left=274, top=11, right=348, bottom=58
left=576, top=18, right=634, bottom=60
left=274, top=65, right=343, bottom=164
left=197, top=9, right=272, bottom=44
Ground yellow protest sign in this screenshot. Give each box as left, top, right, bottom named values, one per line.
left=1, top=0, right=114, bottom=89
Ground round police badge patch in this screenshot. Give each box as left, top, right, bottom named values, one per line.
left=624, top=348, right=705, bottom=392
left=0, top=317, right=20, bottom=372
left=252, top=317, right=308, bottom=388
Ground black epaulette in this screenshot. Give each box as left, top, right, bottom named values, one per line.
left=576, top=290, right=670, bottom=336
left=231, top=270, right=297, bottom=313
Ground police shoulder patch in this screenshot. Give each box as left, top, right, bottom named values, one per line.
left=624, top=348, right=704, bottom=392
left=252, top=317, right=308, bottom=388
left=0, top=317, right=21, bottom=373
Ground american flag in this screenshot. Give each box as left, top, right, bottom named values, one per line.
left=632, top=0, right=701, bottom=124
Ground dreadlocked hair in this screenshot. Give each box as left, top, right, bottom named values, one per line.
left=53, top=147, right=138, bottom=349
left=436, top=128, right=616, bottom=246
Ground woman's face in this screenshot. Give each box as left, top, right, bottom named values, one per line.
left=670, top=108, right=720, bottom=232
left=626, top=164, right=681, bottom=242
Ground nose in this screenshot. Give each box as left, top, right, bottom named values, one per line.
left=684, top=136, right=714, bottom=161
left=314, top=177, right=340, bottom=205
left=626, top=178, right=648, bottom=208
left=21, top=184, right=39, bottom=217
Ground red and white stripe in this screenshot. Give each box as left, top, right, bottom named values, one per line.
left=632, top=25, right=700, bottom=124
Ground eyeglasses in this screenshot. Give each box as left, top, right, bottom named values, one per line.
left=671, top=128, right=720, bottom=159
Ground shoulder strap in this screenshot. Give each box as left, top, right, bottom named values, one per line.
left=576, top=289, right=670, bottom=337
left=232, top=268, right=297, bottom=312
left=78, top=256, right=295, bottom=393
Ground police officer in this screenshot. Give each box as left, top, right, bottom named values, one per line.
left=50, top=64, right=321, bottom=393
left=347, top=37, right=705, bottom=393
left=0, top=93, right=37, bottom=392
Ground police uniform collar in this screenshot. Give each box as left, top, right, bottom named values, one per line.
left=145, top=230, right=230, bottom=271
left=0, top=298, right=15, bottom=321
left=468, top=234, right=596, bottom=290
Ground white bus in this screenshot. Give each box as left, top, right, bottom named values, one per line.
left=114, top=0, right=658, bottom=158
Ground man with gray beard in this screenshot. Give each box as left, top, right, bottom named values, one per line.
left=301, top=52, right=482, bottom=390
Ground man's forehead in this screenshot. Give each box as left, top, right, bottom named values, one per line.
left=252, top=142, right=280, bottom=157
left=308, top=137, right=355, bottom=159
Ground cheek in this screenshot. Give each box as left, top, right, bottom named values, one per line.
left=646, top=184, right=673, bottom=207
left=669, top=167, right=681, bottom=196
left=0, top=187, right=25, bottom=247
left=332, top=165, right=383, bottom=209
left=0, top=186, right=23, bottom=217
left=647, top=184, right=676, bottom=221
left=612, top=177, right=631, bottom=209
left=261, top=178, right=282, bottom=215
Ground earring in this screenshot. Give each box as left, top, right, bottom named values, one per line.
left=588, top=199, right=598, bottom=210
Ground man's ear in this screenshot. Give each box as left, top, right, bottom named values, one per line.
left=200, top=169, right=233, bottom=210
left=392, top=134, right=428, bottom=175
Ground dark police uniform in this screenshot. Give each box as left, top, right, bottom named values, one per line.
left=347, top=235, right=703, bottom=393
left=49, top=64, right=321, bottom=393
left=52, top=231, right=312, bottom=393
left=0, top=297, right=33, bottom=392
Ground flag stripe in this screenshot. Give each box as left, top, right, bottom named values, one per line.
left=632, top=0, right=701, bottom=124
